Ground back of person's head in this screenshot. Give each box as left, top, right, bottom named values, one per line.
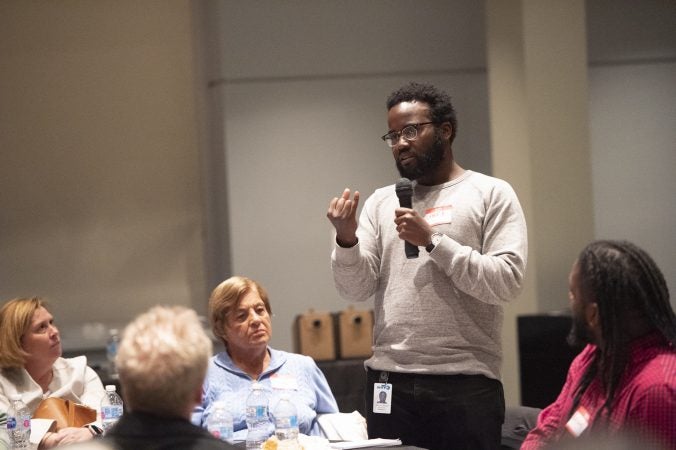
left=209, top=276, right=271, bottom=345
left=577, top=240, right=675, bottom=348
left=386, top=81, right=458, bottom=144
left=116, top=305, right=212, bottom=418
left=0, top=296, right=47, bottom=368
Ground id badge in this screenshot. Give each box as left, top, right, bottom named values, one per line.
left=373, top=383, right=392, bottom=414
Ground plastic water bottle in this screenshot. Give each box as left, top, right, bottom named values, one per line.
left=100, top=384, right=124, bottom=433
left=206, top=400, right=233, bottom=442
left=7, top=394, right=30, bottom=449
left=273, top=394, right=299, bottom=449
left=106, top=328, right=120, bottom=378
left=245, top=382, right=271, bottom=450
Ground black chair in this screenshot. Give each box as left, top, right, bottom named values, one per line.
left=317, top=358, right=367, bottom=416
left=501, top=405, right=541, bottom=449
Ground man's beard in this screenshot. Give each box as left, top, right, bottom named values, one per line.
left=566, top=312, right=592, bottom=348
left=396, top=132, right=445, bottom=180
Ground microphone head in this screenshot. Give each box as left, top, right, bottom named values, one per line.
left=395, top=177, right=413, bottom=200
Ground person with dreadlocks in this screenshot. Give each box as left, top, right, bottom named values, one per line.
left=522, top=240, right=676, bottom=449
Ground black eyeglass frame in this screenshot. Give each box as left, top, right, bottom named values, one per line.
left=381, top=121, right=438, bottom=148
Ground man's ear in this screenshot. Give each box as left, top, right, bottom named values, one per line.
left=440, top=122, right=453, bottom=141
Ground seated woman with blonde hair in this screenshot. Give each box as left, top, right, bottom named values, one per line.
left=0, top=297, right=105, bottom=448
left=192, top=276, right=339, bottom=441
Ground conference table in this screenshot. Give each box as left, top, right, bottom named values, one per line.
left=231, top=444, right=425, bottom=450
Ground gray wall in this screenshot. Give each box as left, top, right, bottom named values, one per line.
left=589, top=62, right=676, bottom=311
left=0, top=1, right=207, bottom=349
left=200, top=0, right=676, bottom=343
left=1, top=0, right=674, bottom=406
left=586, top=1, right=676, bottom=313
left=200, top=0, right=493, bottom=349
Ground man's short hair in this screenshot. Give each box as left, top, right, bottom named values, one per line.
left=386, top=82, right=458, bottom=144
left=116, top=305, right=212, bottom=417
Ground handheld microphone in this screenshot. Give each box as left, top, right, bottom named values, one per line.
left=395, top=177, right=419, bottom=259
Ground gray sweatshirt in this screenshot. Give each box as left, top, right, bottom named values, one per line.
left=331, top=170, right=528, bottom=380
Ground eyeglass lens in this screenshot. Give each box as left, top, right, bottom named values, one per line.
left=385, top=125, right=419, bottom=147
left=401, top=126, right=417, bottom=140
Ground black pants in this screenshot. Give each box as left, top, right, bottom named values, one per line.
left=366, top=369, right=505, bottom=450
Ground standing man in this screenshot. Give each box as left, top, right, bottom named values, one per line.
left=522, top=241, right=676, bottom=449
left=326, top=82, right=527, bottom=449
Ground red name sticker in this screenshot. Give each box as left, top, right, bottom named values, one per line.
left=424, top=205, right=453, bottom=226
left=565, top=406, right=590, bottom=437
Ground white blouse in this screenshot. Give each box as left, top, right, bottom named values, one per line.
left=0, top=356, right=105, bottom=444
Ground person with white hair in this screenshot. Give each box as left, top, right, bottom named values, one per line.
left=103, top=305, right=236, bottom=450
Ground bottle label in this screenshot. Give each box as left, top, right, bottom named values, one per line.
left=276, top=415, right=298, bottom=428
left=106, top=341, right=118, bottom=357
left=102, top=405, right=123, bottom=420
left=6, top=417, right=16, bottom=429
left=255, top=405, right=266, bottom=419
left=211, top=426, right=233, bottom=440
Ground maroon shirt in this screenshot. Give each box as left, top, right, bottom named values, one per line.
left=522, top=332, right=676, bottom=449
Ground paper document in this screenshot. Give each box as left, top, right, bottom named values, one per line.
left=330, top=438, right=403, bottom=449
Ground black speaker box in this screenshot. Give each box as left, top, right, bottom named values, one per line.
left=518, top=314, right=583, bottom=409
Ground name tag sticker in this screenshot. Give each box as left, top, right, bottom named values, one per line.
left=424, top=206, right=453, bottom=226
left=373, top=383, right=392, bottom=414
left=270, top=374, right=298, bottom=390
left=565, top=406, right=590, bottom=437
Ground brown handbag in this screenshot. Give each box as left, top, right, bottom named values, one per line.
left=32, top=397, right=97, bottom=431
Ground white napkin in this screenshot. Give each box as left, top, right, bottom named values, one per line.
left=330, top=438, right=403, bottom=449
left=316, top=411, right=368, bottom=441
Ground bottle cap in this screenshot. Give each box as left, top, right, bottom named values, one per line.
left=105, top=384, right=117, bottom=392
left=8, top=393, right=22, bottom=401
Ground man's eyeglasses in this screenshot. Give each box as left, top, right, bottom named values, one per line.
left=381, top=122, right=437, bottom=148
